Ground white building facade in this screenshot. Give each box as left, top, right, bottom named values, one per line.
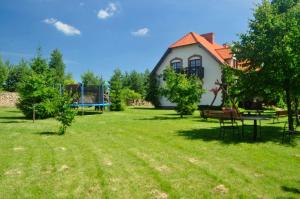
left=152, top=32, right=237, bottom=107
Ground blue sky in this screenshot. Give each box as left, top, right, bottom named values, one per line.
left=0, top=0, right=259, bottom=81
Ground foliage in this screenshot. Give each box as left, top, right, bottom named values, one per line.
left=17, top=72, right=58, bottom=119
left=64, top=72, right=77, bottom=85
left=4, top=59, right=31, bottom=92
left=55, top=93, right=77, bottom=135
left=161, top=68, right=204, bottom=117
left=81, top=70, right=104, bottom=86
left=31, top=48, right=48, bottom=74
left=145, top=73, right=161, bottom=107
left=121, top=88, right=142, bottom=106
left=49, top=49, right=66, bottom=85
left=122, top=70, right=148, bottom=98
left=0, top=56, right=9, bottom=89
left=109, top=68, right=125, bottom=111
left=17, top=51, right=58, bottom=119
left=232, top=0, right=300, bottom=130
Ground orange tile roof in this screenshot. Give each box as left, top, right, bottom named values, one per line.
left=169, top=32, right=233, bottom=63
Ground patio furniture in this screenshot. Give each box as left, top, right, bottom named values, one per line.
left=282, top=121, right=300, bottom=143
left=241, top=115, right=272, bottom=141
left=273, top=110, right=288, bottom=123
left=203, top=110, right=241, bottom=139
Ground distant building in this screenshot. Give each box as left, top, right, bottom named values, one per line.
left=151, top=32, right=237, bottom=107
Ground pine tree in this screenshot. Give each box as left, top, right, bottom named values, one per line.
left=49, top=49, right=65, bottom=85
left=109, top=69, right=125, bottom=111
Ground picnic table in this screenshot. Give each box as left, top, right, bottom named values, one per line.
left=241, top=115, right=272, bottom=140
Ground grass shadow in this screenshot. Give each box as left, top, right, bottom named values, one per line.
left=36, top=131, right=59, bottom=136
left=132, top=107, right=156, bottom=110
left=281, top=185, right=300, bottom=194
left=138, top=116, right=186, bottom=121
left=176, top=125, right=298, bottom=145
left=77, top=111, right=103, bottom=116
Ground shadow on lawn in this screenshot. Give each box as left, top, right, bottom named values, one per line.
left=138, top=116, right=183, bottom=120
left=281, top=185, right=300, bottom=194
left=177, top=125, right=298, bottom=145
left=0, top=116, right=28, bottom=123
left=36, top=131, right=59, bottom=136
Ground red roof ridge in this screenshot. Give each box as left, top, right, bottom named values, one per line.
left=169, top=32, right=233, bottom=63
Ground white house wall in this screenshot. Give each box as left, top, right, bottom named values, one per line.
left=155, top=44, right=223, bottom=107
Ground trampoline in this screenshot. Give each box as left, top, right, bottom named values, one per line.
left=65, top=83, right=111, bottom=113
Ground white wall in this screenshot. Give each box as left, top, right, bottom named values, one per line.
left=155, top=44, right=223, bottom=107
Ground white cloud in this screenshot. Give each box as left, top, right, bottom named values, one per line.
left=43, top=18, right=81, bottom=36
left=131, top=28, right=150, bottom=37
left=97, top=3, right=118, bottom=19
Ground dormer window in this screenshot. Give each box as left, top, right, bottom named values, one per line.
left=170, top=58, right=183, bottom=73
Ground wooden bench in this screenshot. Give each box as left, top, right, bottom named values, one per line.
left=201, top=110, right=243, bottom=138
left=273, top=110, right=288, bottom=123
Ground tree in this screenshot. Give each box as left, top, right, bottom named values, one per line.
left=121, top=88, right=142, bottom=105
left=161, top=68, right=204, bottom=117
left=64, top=73, right=76, bottom=85
left=31, top=48, right=48, bottom=74
left=233, top=0, right=300, bottom=131
left=122, top=70, right=147, bottom=98
left=81, top=70, right=103, bottom=86
left=4, top=59, right=31, bottom=92
left=109, top=68, right=125, bottom=111
left=17, top=52, right=58, bottom=119
left=55, top=93, right=77, bottom=135
left=49, top=49, right=65, bottom=85
left=146, top=73, right=160, bottom=107
left=0, top=56, right=9, bottom=90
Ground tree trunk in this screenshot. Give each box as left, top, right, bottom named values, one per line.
left=286, top=87, right=294, bottom=131
left=295, top=98, right=299, bottom=126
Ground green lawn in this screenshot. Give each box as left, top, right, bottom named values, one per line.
left=0, top=107, right=299, bottom=198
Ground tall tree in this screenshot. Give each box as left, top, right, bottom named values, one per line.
left=5, top=59, right=31, bottom=92
left=81, top=70, right=103, bottom=86
left=49, top=49, right=65, bottom=85
left=233, top=0, right=300, bottom=131
left=31, top=48, right=48, bottom=74
left=109, top=68, right=124, bottom=111
left=0, top=56, right=9, bottom=89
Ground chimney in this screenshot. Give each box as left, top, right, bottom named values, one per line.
left=201, top=33, right=214, bottom=44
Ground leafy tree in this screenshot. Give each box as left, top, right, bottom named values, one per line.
left=55, top=93, right=77, bottom=135
left=161, top=68, right=204, bottom=117
left=0, top=56, right=9, bottom=90
left=64, top=72, right=76, bottom=85
left=146, top=73, right=160, bottom=107
left=4, top=59, right=31, bottom=92
left=122, top=70, right=147, bottom=98
left=109, top=68, right=125, bottom=111
left=81, top=70, right=103, bottom=86
left=121, top=88, right=142, bottom=105
left=49, top=49, right=65, bottom=85
left=232, top=0, right=300, bottom=130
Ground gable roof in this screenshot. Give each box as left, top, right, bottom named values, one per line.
left=151, top=32, right=233, bottom=75
left=170, top=32, right=232, bottom=63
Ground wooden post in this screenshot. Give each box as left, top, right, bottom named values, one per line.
left=33, top=104, right=35, bottom=123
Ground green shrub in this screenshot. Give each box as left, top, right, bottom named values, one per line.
left=121, top=88, right=142, bottom=106
left=55, top=93, right=77, bottom=135
left=161, top=68, right=204, bottom=117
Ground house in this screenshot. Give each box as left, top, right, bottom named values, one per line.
left=151, top=32, right=237, bottom=107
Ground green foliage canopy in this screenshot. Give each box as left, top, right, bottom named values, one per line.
left=161, top=68, right=204, bottom=117
left=232, top=0, right=300, bottom=130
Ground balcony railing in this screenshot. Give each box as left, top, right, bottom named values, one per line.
left=178, top=66, right=204, bottom=79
